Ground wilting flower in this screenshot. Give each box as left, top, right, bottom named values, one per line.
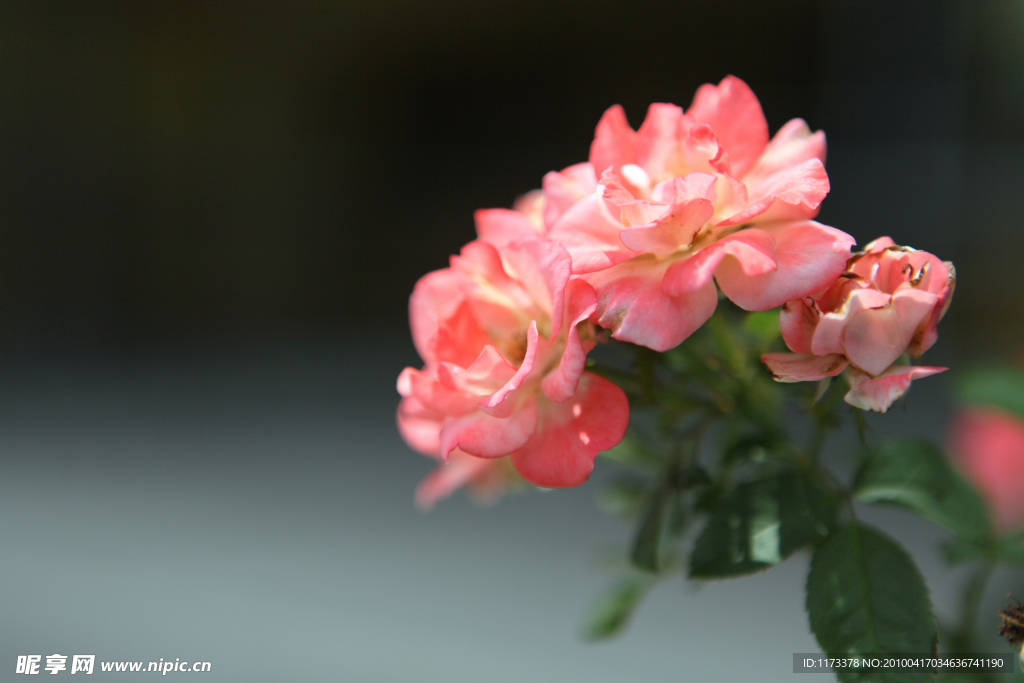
left=396, top=236, right=629, bottom=493
left=762, top=237, right=955, bottom=412
left=951, top=409, right=1024, bottom=531
left=475, top=75, right=854, bottom=351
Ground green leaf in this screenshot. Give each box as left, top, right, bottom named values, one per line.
left=959, top=366, right=1024, bottom=420
left=854, top=440, right=992, bottom=542
left=689, top=471, right=838, bottom=578
left=806, top=523, right=936, bottom=683
left=631, top=487, right=671, bottom=572
left=582, top=575, right=655, bottom=641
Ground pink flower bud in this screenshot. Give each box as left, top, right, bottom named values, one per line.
left=762, top=238, right=954, bottom=412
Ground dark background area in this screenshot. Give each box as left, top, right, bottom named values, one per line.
left=0, top=0, right=1017, bottom=357
left=0, top=2, right=1022, bottom=681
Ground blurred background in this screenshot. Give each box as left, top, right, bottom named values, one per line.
left=0, top=1, right=1020, bottom=680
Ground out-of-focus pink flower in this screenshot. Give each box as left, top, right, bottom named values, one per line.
left=762, top=237, right=954, bottom=412
left=951, top=408, right=1024, bottom=531
left=396, top=236, right=629, bottom=494
left=474, top=76, right=853, bottom=351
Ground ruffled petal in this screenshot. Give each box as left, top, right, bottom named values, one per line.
left=513, top=189, right=545, bottom=228
left=618, top=173, right=717, bottom=254
left=686, top=75, right=769, bottom=177
left=478, top=322, right=539, bottom=417
left=547, top=191, right=636, bottom=274
left=716, top=221, right=855, bottom=311
left=438, top=345, right=517, bottom=397
left=779, top=297, right=819, bottom=354
left=430, top=300, right=491, bottom=368
left=761, top=352, right=848, bottom=382
left=717, top=157, right=829, bottom=226
left=589, top=104, right=636, bottom=174
left=510, top=373, right=628, bottom=488
left=634, top=103, right=689, bottom=181
left=741, top=118, right=826, bottom=187
left=842, top=289, right=939, bottom=376
left=844, top=365, right=946, bottom=413
left=409, top=268, right=467, bottom=365
left=542, top=162, right=598, bottom=228
left=811, top=285, right=891, bottom=357
left=439, top=395, right=538, bottom=459
left=396, top=396, right=443, bottom=457
left=541, top=279, right=598, bottom=402
left=415, top=450, right=498, bottom=511
left=908, top=261, right=955, bottom=358
left=664, top=228, right=777, bottom=297
left=588, top=255, right=719, bottom=351
left=398, top=367, right=481, bottom=416
left=501, top=236, right=572, bottom=334
left=474, top=208, right=541, bottom=248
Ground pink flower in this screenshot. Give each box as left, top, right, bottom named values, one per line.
left=474, top=76, right=853, bottom=351
left=396, top=236, right=629, bottom=492
left=951, top=409, right=1024, bottom=531
left=762, top=237, right=955, bottom=412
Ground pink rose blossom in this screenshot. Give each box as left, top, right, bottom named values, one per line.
left=396, top=236, right=629, bottom=492
left=474, top=76, right=854, bottom=351
left=762, top=237, right=955, bottom=412
left=951, top=409, right=1024, bottom=531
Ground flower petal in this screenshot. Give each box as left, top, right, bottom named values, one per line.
left=541, top=279, right=598, bottom=402
left=761, top=352, right=848, bottom=382
left=397, top=396, right=443, bottom=457
left=438, top=345, right=517, bottom=396
left=664, top=228, right=778, bottom=297
left=542, top=162, right=598, bottom=228
left=510, top=372, right=628, bottom=488
left=715, top=221, right=855, bottom=311
left=439, top=395, right=538, bottom=459
left=634, top=103, right=689, bottom=182
left=843, top=289, right=939, bottom=376
left=478, top=322, right=539, bottom=417
left=589, top=104, right=636, bottom=175
left=908, top=261, right=955, bottom=358
left=399, top=367, right=481, bottom=416
left=415, top=450, right=499, bottom=511
left=742, top=118, right=826, bottom=186
left=588, top=255, right=718, bottom=352
left=618, top=173, right=717, bottom=254
left=811, top=285, right=891, bottom=357
left=409, top=267, right=467, bottom=365
left=501, top=237, right=572, bottom=334
left=686, top=75, right=769, bottom=178
left=474, top=208, right=541, bottom=248
left=844, top=365, right=946, bottom=413
left=717, top=157, right=829, bottom=226
left=779, top=297, right=819, bottom=354
left=547, top=192, right=636, bottom=274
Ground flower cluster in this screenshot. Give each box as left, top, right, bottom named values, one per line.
left=398, top=75, right=955, bottom=504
